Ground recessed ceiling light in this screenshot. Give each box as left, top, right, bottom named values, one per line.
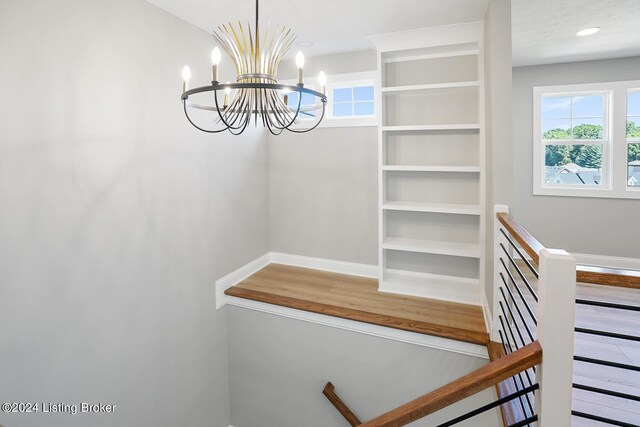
left=297, top=41, right=314, bottom=48
left=576, top=27, right=600, bottom=37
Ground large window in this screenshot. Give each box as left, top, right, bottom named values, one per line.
left=627, top=90, right=640, bottom=187
left=541, top=94, right=607, bottom=187
left=533, top=81, right=640, bottom=199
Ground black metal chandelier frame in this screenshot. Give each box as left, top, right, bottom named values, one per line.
left=182, top=82, right=327, bottom=136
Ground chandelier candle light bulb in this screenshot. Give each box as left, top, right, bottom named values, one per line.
left=211, top=47, right=221, bottom=83
left=223, top=81, right=231, bottom=108
left=296, top=51, right=305, bottom=85
left=318, top=71, right=327, bottom=92
left=182, top=65, right=191, bottom=93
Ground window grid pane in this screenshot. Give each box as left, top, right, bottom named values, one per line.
left=333, top=102, right=353, bottom=117
left=333, top=88, right=353, bottom=103
left=544, top=144, right=603, bottom=186
left=353, top=86, right=374, bottom=102
left=542, top=94, right=606, bottom=141
left=629, top=143, right=640, bottom=187
left=627, top=117, right=640, bottom=139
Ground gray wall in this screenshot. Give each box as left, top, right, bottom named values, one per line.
left=0, top=1, right=269, bottom=426
left=268, top=51, right=379, bottom=265
left=268, top=126, right=378, bottom=264
left=483, top=0, right=513, bottom=313
left=513, top=56, right=640, bottom=257
left=278, top=50, right=377, bottom=81
left=228, top=307, right=499, bottom=427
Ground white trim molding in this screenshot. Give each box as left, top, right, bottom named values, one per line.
left=270, top=252, right=378, bottom=278
left=215, top=252, right=377, bottom=309
left=215, top=252, right=489, bottom=359
left=572, top=252, right=640, bottom=271
left=215, top=253, right=271, bottom=309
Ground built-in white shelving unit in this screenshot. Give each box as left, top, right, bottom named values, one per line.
left=369, top=22, right=485, bottom=306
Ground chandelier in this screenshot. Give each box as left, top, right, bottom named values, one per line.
left=180, top=0, right=327, bottom=135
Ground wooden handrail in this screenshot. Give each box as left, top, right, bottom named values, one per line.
left=496, top=212, right=545, bottom=264
left=497, top=212, right=640, bottom=289
left=359, top=341, right=542, bottom=427
left=577, top=265, right=640, bottom=289
left=323, top=382, right=362, bottom=426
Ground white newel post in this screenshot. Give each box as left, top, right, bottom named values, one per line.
left=492, top=205, right=510, bottom=342
left=535, top=248, right=576, bottom=426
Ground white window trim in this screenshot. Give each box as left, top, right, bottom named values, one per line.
left=282, top=71, right=377, bottom=128
left=533, top=80, right=640, bottom=199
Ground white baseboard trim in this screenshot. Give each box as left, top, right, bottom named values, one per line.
left=572, top=252, right=640, bottom=271
left=215, top=253, right=271, bottom=309
left=215, top=252, right=488, bottom=359
left=270, top=252, right=378, bottom=278
left=215, top=252, right=378, bottom=309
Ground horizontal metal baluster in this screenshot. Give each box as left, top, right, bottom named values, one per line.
left=572, top=410, right=638, bottom=427
left=499, top=278, right=535, bottom=341
left=575, top=327, right=640, bottom=342
left=500, top=228, right=539, bottom=279
left=499, top=316, right=534, bottom=418
left=574, top=356, right=640, bottom=372
left=576, top=298, right=640, bottom=312
left=500, top=243, right=539, bottom=302
left=573, top=383, right=640, bottom=402
left=436, top=384, right=539, bottom=427
left=499, top=259, right=538, bottom=324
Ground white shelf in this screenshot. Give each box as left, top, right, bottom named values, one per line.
left=381, top=81, right=479, bottom=94
left=382, top=124, right=480, bottom=132
left=382, top=201, right=481, bottom=215
left=383, top=237, right=481, bottom=258
left=382, top=165, right=480, bottom=173
left=382, top=46, right=479, bottom=64
left=374, top=27, right=485, bottom=306
left=380, top=270, right=481, bottom=305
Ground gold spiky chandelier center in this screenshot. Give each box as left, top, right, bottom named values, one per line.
left=213, top=19, right=295, bottom=83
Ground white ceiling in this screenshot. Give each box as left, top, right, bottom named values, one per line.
left=148, top=0, right=640, bottom=67
left=512, top=0, right=640, bottom=67
left=146, top=0, right=489, bottom=58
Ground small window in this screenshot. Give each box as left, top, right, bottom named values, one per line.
left=284, top=92, right=316, bottom=119
left=627, top=90, right=640, bottom=187
left=541, top=94, right=607, bottom=187
left=331, top=84, right=375, bottom=119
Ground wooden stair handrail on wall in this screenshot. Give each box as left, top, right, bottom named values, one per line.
left=323, top=382, right=362, bottom=426
left=497, top=212, right=640, bottom=289
left=324, top=341, right=542, bottom=427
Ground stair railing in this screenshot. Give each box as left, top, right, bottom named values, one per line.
left=322, top=207, right=579, bottom=427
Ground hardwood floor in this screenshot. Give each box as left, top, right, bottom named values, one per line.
left=225, top=263, right=489, bottom=345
